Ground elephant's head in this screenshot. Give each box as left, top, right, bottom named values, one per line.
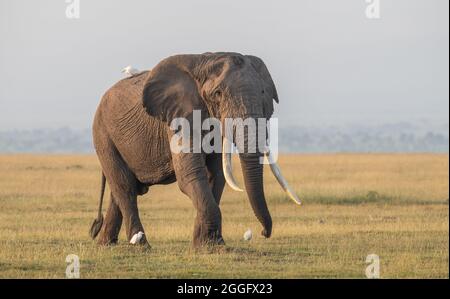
left=142, top=52, right=300, bottom=238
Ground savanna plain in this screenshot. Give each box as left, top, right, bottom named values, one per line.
left=0, top=154, right=448, bottom=278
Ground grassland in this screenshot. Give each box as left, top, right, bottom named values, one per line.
left=0, top=154, right=448, bottom=278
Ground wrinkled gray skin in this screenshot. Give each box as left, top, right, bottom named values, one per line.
left=90, top=52, right=279, bottom=247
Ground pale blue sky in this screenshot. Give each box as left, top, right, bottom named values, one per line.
left=0, top=0, right=448, bottom=129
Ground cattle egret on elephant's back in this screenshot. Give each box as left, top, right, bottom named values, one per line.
left=122, top=65, right=140, bottom=77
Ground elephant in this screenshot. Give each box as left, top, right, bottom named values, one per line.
left=89, top=52, right=300, bottom=248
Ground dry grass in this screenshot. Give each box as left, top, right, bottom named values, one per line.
left=0, top=154, right=448, bottom=278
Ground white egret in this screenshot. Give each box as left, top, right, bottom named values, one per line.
left=243, top=229, right=252, bottom=241
left=122, top=65, right=140, bottom=77
left=130, top=231, right=144, bottom=244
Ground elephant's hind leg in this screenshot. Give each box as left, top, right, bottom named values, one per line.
left=102, top=157, right=149, bottom=247
left=94, top=131, right=149, bottom=247
left=97, top=193, right=122, bottom=245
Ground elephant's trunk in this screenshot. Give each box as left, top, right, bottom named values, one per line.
left=239, top=152, right=272, bottom=238
left=238, top=123, right=272, bottom=238
left=220, top=114, right=272, bottom=237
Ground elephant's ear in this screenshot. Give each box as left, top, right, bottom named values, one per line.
left=246, top=55, right=279, bottom=104
left=142, top=63, right=205, bottom=123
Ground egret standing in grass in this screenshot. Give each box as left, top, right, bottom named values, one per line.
left=243, top=229, right=252, bottom=241
left=130, top=231, right=144, bottom=244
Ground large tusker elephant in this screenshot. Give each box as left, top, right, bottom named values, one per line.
left=90, top=52, right=300, bottom=247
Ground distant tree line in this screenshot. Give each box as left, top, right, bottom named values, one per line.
left=0, top=123, right=448, bottom=153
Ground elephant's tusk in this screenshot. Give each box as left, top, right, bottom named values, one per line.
left=222, top=137, right=244, bottom=192
left=265, top=151, right=302, bottom=205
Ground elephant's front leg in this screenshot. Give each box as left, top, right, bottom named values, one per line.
left=171, top=151, right=224, bottom=247
left=205, top=153, right=226, bottom=240
left=206, top=153, right=226, bottom=205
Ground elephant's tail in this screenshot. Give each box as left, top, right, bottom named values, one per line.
left=89, top=172, right=106, bottom=239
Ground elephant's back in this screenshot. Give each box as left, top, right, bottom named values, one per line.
left=97, top=71, right=152, bottom=137
left=101, top=71, right=150, bottom=109
left=95, top=71, right=175, bottom=185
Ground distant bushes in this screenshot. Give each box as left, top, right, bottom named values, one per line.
left=0, top=122, right=448, bottom=153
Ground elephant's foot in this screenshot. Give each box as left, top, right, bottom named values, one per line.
left=96, top=234, right=119, bottom=246
left=96, top=227, right=119, bottom=246
left=192, top=237, right=226, bottom=253
left=193, top=238, right=225, bottom=249
left=192, top=222, right=225, bottom=248
left=96, top=220, right=121, bottom=246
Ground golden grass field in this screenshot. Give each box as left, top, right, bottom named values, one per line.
left=0, top=154, right=448, bottom=278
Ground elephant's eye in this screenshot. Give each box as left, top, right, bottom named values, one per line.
left=261, top=89, right=265, bottom=94
left=213, top=90, right=222, bottom=98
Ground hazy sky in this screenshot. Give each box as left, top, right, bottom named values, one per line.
left=0, top=0, right=448, bottom=129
